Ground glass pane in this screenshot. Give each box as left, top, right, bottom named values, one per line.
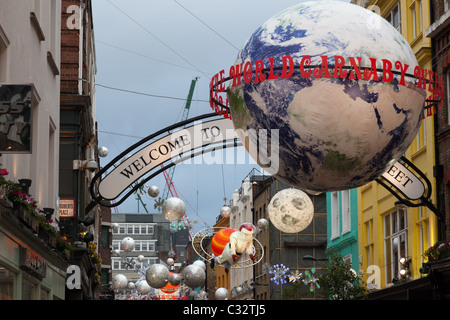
left=40, top=288, right=49, bottom=300
left=141, top=226, right=147, bottom=234
left=134, top=226, right=139, bottom=234
left=0, top=267, right=14, bottom=300
left=393, top=211, right=398, bottom=233
left=22, top=279, right=35, bottom=300
left=385, top=239, right=391, bottom=282
left=400, top=233, right=406, bottom=258
left=392, top=237, right=399, bottom=279
left=399, top=209, right=405, bottom=231
left=384, top=215, right=391, bottom=237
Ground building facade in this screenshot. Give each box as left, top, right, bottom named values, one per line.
left=426, top=0, right=450, bottom=242
left=0, top=0, right=69, bottom=300
left=111, top=213, right=172, bottom=283
left=227, top=170, right=328, bottom=300
left=327, top=189, right=360, bottom=274
left=58, top=0, right=102, bottom=300
left=352, top=0, right=450, bottom=298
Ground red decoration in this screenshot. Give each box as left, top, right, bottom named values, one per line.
left=211, top=228, right=236, bottom=257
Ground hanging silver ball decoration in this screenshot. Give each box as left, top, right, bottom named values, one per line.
left=137, top=255, right=145, bottom=263
left=193, top=260, right=206, bottom=271
left=98, top=146, right=109, bottom=158
left=137, top=280, right=152, bottom=295
left=113, top=274, right=128, bottom=289
left=127, top=282, right=135, bottom=290
left=181, top=264, right=205, bottom=288
left=257, top=218, right=269, bottom=230
left=169, top=273, right=182, bottom=286
left=145, top=264, right=170, bottom=289
left=167, top=258, right=174, bottom=266
left=121, top=237, right=135, bottom=252
left=220, top=205, right=231, bottom=218
left=215, top=287, right=229, bottom=300
left=162, top=197, right=186, bottom=221
left=111, top=223, right=119, bottom=231
left=148, top=185, right=160, bottom=198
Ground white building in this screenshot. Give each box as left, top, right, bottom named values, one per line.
left=0, top=0, right=61, bottom=213
left=229, top=176, right=254, bottom=298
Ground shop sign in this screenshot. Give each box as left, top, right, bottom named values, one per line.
left=0, top=84, right=33, bottom=153
left=19, top=247, right=47, bottom=280
left=59, top=198, right=76, bottom=218
left=381, top=161, right=425, bottom=200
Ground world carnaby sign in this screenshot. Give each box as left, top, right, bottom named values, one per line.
left=97, top=117, right=239, bottom=201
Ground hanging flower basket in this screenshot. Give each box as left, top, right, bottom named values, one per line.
left=424, top=241, right=450, bottom=262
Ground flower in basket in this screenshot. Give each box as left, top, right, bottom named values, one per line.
left=424, top=241, right=450, bottom=262
left=57, top=235, right=73, bottom=251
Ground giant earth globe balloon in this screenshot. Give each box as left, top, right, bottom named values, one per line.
left=227, top=1, right=425, bottom=192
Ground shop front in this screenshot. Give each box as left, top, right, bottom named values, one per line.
left=0, top=203, right=69, bottom=300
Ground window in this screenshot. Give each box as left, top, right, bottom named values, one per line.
left=341, top=190, right=350, bottom=234
left=365, top=220, right=374, bottom=267
left=385, top=2, right=401, bottom=32
left=112, top=240, right=120, bottom=251
left=384, top=208, right=408, bottom=284
left=331, top=191, right=339, bottom=238
left=101, top=226, right=110, bottom=247
left=112, top=258, right=121, bottom=270
left=0, top=266, right=14, bottom=300
left=22, top=278, right=36, bottom=300
left=409, top=0, right=423, bottom=40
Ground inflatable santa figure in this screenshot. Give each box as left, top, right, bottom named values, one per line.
left=210, top=223, right=255, bottom=273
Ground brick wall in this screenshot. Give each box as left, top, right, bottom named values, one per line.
left=430, top=0, right=450, bottom=241
left=61, top=0, right=81, bottom=94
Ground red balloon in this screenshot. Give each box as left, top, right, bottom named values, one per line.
left=211, top=228, right=236, bottom=257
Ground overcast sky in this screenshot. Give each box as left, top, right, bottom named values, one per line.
left=91, top=0, right=350, bottom=230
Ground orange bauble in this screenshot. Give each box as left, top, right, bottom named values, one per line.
left=160, top=273, right=180, bottom=294
left=211, top=228, right=236, bottom=257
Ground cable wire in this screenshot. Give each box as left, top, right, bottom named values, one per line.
left=173, top=0, right=240, bottom=52
left=106, top=0, right=209, bottom=78
left=96, top=40, right=211, bottom=75
left=95, top=83, right=209, bottom=103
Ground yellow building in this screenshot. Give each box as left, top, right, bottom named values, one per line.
left=352, top=0, right=439, bottom=289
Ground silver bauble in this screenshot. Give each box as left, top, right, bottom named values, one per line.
left=111, top=222, right=119, bottom=231
left=137, top=280, right=152, bottom=295
left=148, top=185, right=160, bottom=198
left=167, top=258, right=174, bottom=266
left=137, top=255, right=145, bottom=262
left=127, top=282, right=135, bottom=290
left=257, top=218, right=269, bottom=230
left=181, top=264, right=205, bottom=288
left=220, top=205, right=231, bottom=218
left=98, top=146, right=109, bottom=158
left=215, top=287, right=229, bottom=300
left=121, top=237, right=135, bottom=252
left=162, top=197, right=186, bottom=221
left=145, top=264, right=170, bottom=289
left=169, top=273, right=182, bottom=286
left=113, top=274, right=128, bottom=289
left=193, top=260, right=206, bottom=271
